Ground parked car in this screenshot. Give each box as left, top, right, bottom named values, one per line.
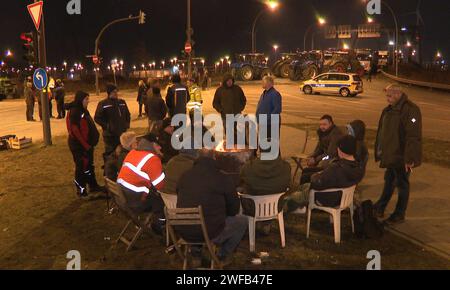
left=300, top=72, right=364, bottom=97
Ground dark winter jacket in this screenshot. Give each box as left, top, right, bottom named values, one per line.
left=24, top=87, right=34, bottom=105
left=104, top=145, right=130, bottom=181
left=94, top=97, right=131, bottom=137
left=166, top=83, right=189, bottom=117
left=240, top=157, right=291, bottom=216
left=310, top=159, right=364, bottom=191
left=348, top=120, right=369, bottom=175
left=146, top=92, right=168, bottom=121
left=375, top=94, right=422, bottom=168
left=163, top=152, right=197, bottom=194
left=255, top=87, right=282, bottom=125
left=157, top=119, right=179, bottom=164
left=54, top=86, right=65, bottom=102
left=137, top=84, right=147, bottom=104
left=310, top=125, right=344, bottom=164
left=66, top=91, right=99, bottom=152
left=213, top=74, right=247, bottom=116
left=177, top=157, right=241, bottom=241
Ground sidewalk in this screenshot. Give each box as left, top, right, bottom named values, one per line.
left=281, top=125, right=450, bottom=260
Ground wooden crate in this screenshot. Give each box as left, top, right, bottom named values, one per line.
left=8, top=137, right=33, bottom=150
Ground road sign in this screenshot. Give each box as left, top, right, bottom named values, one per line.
left=185, top=42, right=192, bottom=54
left=27, top=1, right=44, bottom=31
left=337, top=25, right=352, bottom=39
left=33, top=68, right=48, bottom=91
left=358, top=24, right=381, bottom=38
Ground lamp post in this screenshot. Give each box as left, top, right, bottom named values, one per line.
left=252, top=0, right=279, bottom=53
left=304, top=16, right=326, bottom=51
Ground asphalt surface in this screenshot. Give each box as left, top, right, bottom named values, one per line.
left=1, top=75, right=449, bottom=141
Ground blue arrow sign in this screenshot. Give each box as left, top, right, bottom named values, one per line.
left=33, top=68, right=48, bottom=91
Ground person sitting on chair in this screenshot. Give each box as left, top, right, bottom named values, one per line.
left=300, top=114, right=344, bottom=185
left=104, top=131, right=139, bottom=181
left=287, top=135, right=364, bottom=212
left=117, top=133, right=166, bottom=234
left=163, top=149, right=199, bottom=194
left=177, top=148, right=248, bottom=265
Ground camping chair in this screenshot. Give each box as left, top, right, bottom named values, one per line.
left=165, top=206, right=223, bottom=270
left=104, top=178, right=153, bottom=252
left=291, top=130, right=318, bottom=184
left=160, top=192, right=178, bottom=246
left=306, top=185, right=356, bottom=244
left=239, top=192, right=286, bottom=252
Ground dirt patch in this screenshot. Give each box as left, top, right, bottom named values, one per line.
left=0, top=135, right=449, bottom=269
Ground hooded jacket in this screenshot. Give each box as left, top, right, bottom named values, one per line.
left=310, top=124, right=344, bottom=164
left=165, top=82, right=189, bottom=117
left=375, top=94, right=422, bottom=168
left=94, top=97, right=131, bottom=137
left=65, top=91, right=99, bottom=151
left=348, top=120, right=369, bottom=175
left=213, top=74, right=247, bottom=115
left=146, top=89, right=168, bottom=121
left=310, top=158, right=364, bottom=191
left=163, top=152, right=197, bottom=194
left=177, top=157, right=241, bottom=241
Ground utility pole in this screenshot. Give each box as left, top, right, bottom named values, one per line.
left=187, top=0, right=193, bottom=79
left=94, top=11, right=146, bottom=95
left=36, top=0, right=52, bottom=146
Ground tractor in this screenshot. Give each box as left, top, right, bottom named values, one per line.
left=272, top=53, right=298, bottom=78
left=230, top=53, right=272, bottom=81
left=289, top=50, right=365, bottom=81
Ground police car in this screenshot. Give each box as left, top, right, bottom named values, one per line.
left=300, top=72, right=364, bottom=97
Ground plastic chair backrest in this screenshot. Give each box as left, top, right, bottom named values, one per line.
left=310, top=185, right=356, bottom=209
left=239, top=192, right=285, bottom=219
left=160, top=192, right=178, bottom=209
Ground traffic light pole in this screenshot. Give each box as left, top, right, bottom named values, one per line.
left=94, top=13, right=143, bottom=96
left=36, top=0, right=52, bottom=146
left=187, top=0, right=193, bottom=79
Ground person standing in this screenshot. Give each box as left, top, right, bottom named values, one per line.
left=165, top=74, right=189, bottom=118
left=137, top=80, right=147, bottom=118
left=66, top=91, right=102, bottom=198
left=146, top=79, right=167, bottom=134
left=213, top=74, right=247, bottom=136
left=94, top=84, right=131, bottom=162
left=54, top=79, right=66, bottom=119
left=24, top=81, right=35, bottom=122
left=374, top=84, right=422, bottom=225
left=255, top=76, right=282, bottom=141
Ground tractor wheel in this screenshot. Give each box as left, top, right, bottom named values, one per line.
left=332, top=63, right=346, bottom=73
left=240, top=66, right=254, bottom=81
left=289, top=68, right=302, bottom=81
left=302, top=65, right=319, bottom=80
left=280, top=64, right=291, bottom=78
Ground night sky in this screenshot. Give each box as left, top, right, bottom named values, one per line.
left=1, top=0, right=450, bottom=68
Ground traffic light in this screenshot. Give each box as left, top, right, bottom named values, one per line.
left=21, top=32, right=38, bottom=65
left=138, top=10, right=146, bottom=24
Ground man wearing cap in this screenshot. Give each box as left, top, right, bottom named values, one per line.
left=374, top=84, right=422, bottom=225
left=286, top=135, right=364, bottom=211
left=104, top=131, right=139, bottom=181
left=117, top=133, right=166, bottom=233
left=94, top=83, right=131, bottom=162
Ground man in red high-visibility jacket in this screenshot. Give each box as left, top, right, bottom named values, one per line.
left=117, top=133, right=166, bottom=233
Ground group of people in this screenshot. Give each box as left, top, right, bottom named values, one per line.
left=24, top=77, right=66, bottom=122
left=65, top=73, right=422, bottom=266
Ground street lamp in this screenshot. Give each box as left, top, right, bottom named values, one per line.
left=343, top=43, right=350, bottom=50
left=304, top=16, right=326, bottom=51
left=273, top=44, right=279, bottom=52
left=5, top=50, right=13, bottom=57
left=367, top=16, right=374, bottom=23
left=252, top=0, right=279, bottom=53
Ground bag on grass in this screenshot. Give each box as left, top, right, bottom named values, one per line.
left=354, top=200, right=384, bottom=239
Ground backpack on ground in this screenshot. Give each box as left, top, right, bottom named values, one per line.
left=354, top=200, right=384, bottom=239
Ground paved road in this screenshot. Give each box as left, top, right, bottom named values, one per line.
left=1, top=76, right=449, bottom=141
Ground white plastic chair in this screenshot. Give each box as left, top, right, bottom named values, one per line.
left=239, top=192, right=286, bottom=252
left=306, top=185, right=356, bottom=244
left=160, top=192, right=178, bottom=246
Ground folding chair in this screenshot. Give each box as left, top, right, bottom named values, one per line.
left=306, top=185, right=356, bottom=244
left=105, top=178, right=153, bottom=252
left=291, top=130, right=318, bottom=184
left=165, top=206, right=223, bottom=270
left=239, top=192, right=286, bottom=252
left=160, top=192, right=178, bottom=246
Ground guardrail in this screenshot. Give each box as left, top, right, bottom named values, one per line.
left=381, top=70, right=450, bottom=91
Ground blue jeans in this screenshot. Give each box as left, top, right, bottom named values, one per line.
left=376, top=167, right=410, bottom=217
left=212, top=215, right=248, bottom=258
